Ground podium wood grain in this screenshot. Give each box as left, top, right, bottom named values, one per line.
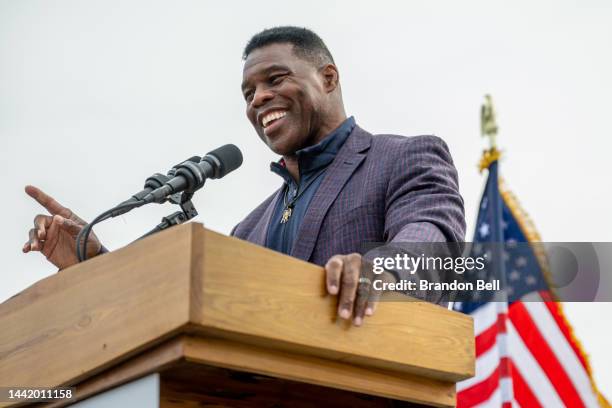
left=0, top=223, right=474, bottom=407
left=195, top=227, right=474, bottom=381
left=0, top=224, right=194, bottom=389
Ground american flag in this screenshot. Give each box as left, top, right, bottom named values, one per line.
left=454, top=156, right=607, bottom=407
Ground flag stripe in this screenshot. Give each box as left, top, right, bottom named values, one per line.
left=475, top=313, right=508, bottom=357
left=473, top=302, right=500, bottom=336
left=475, top=319, right=499, bottom=357
left=507, top=319, right=564, bottom=407
left=457, top=342, right=504, bottom=391
left=544, top=301, right=590, bottom=371
left=457, top=363, right=502, bottom=406
left=466, top=378, right=512, bottom=408
left=509, top=303, right=584, bottom=407
left=499, top=370, right=514, bottom=404
left=510, top=359, right=542, bottom=408
left=473, top=388, right=501, bottom=408
left=524, top=301, right=600, bottom=407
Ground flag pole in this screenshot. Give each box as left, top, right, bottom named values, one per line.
left=479, top=95, right=507, bottom=302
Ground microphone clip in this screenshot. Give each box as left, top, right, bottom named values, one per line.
left=138, top=198, right=199, bottom=240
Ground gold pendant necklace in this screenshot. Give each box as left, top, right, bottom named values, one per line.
left=279, top=167, right=327, bottom=225
left=280, top=206, right=293, bottom=224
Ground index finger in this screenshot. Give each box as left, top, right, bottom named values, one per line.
left=25, top=185, right=71, bottom=217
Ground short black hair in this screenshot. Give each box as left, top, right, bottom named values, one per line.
left=243, top=26, right=335, bottom=67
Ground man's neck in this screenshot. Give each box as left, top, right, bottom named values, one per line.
left=281, top=155, right=301, bottom=182
left=282, top=115, right=348, bottom=182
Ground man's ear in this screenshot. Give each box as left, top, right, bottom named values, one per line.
left=320, top=64, right=340, bottom=93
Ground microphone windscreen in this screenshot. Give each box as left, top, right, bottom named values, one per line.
left=205, top=144, right=243, bottom=178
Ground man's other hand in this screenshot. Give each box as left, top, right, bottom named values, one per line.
left=22, top=185, right=102, bottom=270
left=325, top=253, right=389, bottom=327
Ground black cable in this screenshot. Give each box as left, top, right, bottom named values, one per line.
left=76, top=201, right=144, bottom=262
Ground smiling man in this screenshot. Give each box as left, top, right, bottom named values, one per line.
left=23, top=26, right=465, bottom=327
left=233, top=27, right=466, bottom=324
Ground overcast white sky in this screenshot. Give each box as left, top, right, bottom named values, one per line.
left=1, top=0, right=611, bottom=395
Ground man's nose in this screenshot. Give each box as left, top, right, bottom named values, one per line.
left=251, top=87, right=274, bottom=108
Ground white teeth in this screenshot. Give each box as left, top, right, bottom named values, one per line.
left=262, top=111, right=287, bottom=127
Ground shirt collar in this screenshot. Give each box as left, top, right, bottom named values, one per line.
left=270, top=116, right=356, bottom=183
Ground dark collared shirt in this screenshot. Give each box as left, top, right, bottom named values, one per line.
left=266, top=116, right=356, bottom=254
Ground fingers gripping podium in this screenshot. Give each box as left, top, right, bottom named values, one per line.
left=0, top=223, right=474, bottom=407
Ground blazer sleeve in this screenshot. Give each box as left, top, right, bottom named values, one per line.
left=384, top=135, right=466, bottom=245
left=373, top=136, right=466, bottom=305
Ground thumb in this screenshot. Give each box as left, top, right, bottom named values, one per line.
left=55, top=215, right=83, bottom=237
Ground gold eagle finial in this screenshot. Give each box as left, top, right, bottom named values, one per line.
left=478, top=94, right=502, bottom=172
left=481, top=94, right=499, bottom=149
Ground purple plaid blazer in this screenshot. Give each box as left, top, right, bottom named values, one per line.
left=232, top=125, right=466, bottom=266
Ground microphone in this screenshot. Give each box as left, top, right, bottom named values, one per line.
left=111, top=156, right=201, bottom=217
left=142, top=144, right=243, bottom=204
left=167, top=156, right=202, bottom=178
left=77, top=146, right=242, bottom=262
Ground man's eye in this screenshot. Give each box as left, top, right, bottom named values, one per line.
left=270, top=75, right=285, bottom=85
left=244, top=91, right=253, bottom=102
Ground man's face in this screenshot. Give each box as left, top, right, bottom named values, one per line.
left=242, top=43, right=327, bottom=156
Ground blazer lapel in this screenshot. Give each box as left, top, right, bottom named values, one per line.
left=291, top=126, right=372, bottom=261
left=249, top=188, right=282, bottom=247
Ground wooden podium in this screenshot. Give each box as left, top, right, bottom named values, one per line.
left=0, top=223, right=474, bottom=407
